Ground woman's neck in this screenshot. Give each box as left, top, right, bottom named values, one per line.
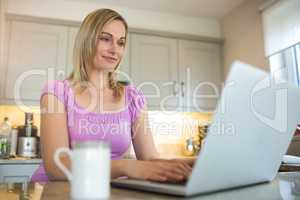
left=88, top=69, right=110, bottom=90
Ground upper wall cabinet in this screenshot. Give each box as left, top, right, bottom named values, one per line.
left=3, top=20, right=68, bottom=105
left=0, top=18, right=222, bottom=111
left=131, top=34, right=179, bottom=110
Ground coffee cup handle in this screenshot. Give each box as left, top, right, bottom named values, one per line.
left=54, top=147, right=72, bottom=181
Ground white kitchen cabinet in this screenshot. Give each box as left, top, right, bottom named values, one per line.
left=3, top=20, right=68, bottom=104
left=0, top=159, right=42, bottom=183
left=0, top=18, right=222, bottom=111
left=131, top=33, right=179, bottom=110
left=179, top=40, right=222, bottom=112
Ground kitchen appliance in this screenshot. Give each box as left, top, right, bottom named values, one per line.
left=17, top=137, right=37, bottom=158
left=17, top=113, right=38, bottom=137
left=17, top=113, right=38, bottom=158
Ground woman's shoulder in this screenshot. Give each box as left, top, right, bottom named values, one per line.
left=126, top=85, right=144, bottom=97
left=126, top=85, right=146, bottom=105
left=42, top=79, right=69, bottom=89
left=126, top=85, right=146, bottom=120
left=41, top=79, right=71, bottom=104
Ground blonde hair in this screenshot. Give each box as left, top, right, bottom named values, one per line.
left=68, top=8, right=128, bottom=101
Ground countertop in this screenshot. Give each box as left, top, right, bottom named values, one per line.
left=2, top=172, right=300, bottom=200
left=0, top=157, right=42, bottom=164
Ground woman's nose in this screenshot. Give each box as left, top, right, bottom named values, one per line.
left=108, top=41, right=120, bottom=55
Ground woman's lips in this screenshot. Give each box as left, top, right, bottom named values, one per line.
left=103, top=56, right=118, bottom=63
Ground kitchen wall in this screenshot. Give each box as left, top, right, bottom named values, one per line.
left=221, top=0, right=270, bottom=79
left=0, top=0, right=5, bottom=99
left=0, top=105, right=40, bottom=129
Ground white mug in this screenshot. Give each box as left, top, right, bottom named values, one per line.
left=54, top=141, right=110, bottom=200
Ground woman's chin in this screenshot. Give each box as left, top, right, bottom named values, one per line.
left=93, top=66, right=116, bottom=73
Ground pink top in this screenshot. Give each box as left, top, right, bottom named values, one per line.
left=31, top=80, right=145, bottom=182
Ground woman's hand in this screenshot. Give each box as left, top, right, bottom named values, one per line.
left=171, top=158, right=197, bottom=168
left=150, top=157, right=197, bottom=168
left=123, top=159, right=193, bottom=183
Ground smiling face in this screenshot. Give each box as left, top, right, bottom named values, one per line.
left=92, top=20, right=126, bottom=72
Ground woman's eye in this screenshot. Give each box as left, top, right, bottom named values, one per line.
left=99, top=37, right=110, bottom=42
left=118, top=41, right=125, bottom=47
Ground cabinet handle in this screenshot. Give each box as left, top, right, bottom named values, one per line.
left=172, top=81, right=178, bottom=95
left=181, top=81, right=185, bottom=97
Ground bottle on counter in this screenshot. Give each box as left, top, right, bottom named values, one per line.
left=0, top=117, right=11, bottom=136
left=182, top=137, right=196, bottom=156
left=0, top=117, right=12, bottom=158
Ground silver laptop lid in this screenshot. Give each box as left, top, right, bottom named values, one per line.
left=187, top=61, right=300, bottom=195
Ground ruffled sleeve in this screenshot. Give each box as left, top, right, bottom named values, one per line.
left=40, top=80, right=68, bottom=106
left=127, top=85, right=146, bottom=123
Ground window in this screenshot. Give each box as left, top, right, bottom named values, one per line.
left=296, top=44, right=300, bottom=85
left=269, top=43, right=300, bottom=87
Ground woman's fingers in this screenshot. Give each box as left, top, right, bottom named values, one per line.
left=161, top=160, right=193, bottom=177
left=182, top=158, right=196, bottom=167
left=152, top=162, right=192, bottom=183
left=165, top=171, right=186, bottom=182
left=128, top=160, right=193, bottom=183
left=155, top=170, right=185, bottom=183
left=176, top=160, right=193, bottom=177
left=146, top=174, right=167, bottom=182
left=172, top=158, right=196, bottom=168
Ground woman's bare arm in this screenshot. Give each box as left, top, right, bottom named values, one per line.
left=40, top=94, right=70, bottom=180
left=131, top=106, right=159, bottom=160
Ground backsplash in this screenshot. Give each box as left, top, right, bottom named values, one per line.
left=0, top=105, right=213, bottom=156
left=0, top=105, right=40, bottom=131
left=148, top=111, right=212, bottom=143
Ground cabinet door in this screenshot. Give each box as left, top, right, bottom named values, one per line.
left=131, top=34, right=179, bottom=110
left=179, top=40, right=222, bottom=112
left=4, top=20, right=68, bottom=103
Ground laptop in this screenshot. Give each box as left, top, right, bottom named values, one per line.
left=111, top=61, right=300, bottom=196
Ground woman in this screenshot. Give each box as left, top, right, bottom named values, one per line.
left=31, top=8, right=193, bottom=183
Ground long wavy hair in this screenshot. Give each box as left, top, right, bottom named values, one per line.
left=68, top=8, right=128, bottom=101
